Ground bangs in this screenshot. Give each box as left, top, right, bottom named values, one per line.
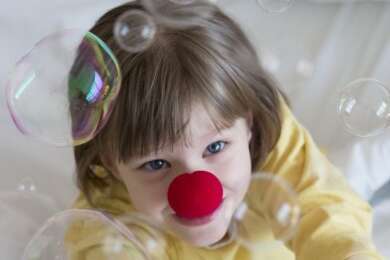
left=105, top=29, right=254, bottom=163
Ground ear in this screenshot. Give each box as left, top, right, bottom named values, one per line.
left=100, top=153, right=121, bottom=180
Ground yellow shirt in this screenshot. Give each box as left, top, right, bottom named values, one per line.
left=65, top=99, right=384, bottom=260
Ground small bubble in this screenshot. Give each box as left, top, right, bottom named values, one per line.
left=17, top=178, right=36, bottom=192
left=257, top=0, right=294, bottom=13
left=114, top=10, right=157, bottom=53
left=337, top=78, right=390, bottom=137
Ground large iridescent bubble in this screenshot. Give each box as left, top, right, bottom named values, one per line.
left=6, top=29, right=121, bottom=146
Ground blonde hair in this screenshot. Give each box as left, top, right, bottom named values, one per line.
left=72, top=0, right=286, bottom=204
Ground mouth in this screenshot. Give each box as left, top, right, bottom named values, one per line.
left=170, top=198, right=226, bottom=227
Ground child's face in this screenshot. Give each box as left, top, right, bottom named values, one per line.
left=114, top=103, right=253, bottom=247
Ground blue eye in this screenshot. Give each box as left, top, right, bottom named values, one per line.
left=206, top=141, right=227, bottom=155
left=143, top=159, right=168, bottom=171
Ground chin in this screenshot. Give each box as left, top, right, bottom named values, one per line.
left=163, top=196, right=237, bottom=247
left=180, top=222, right=229, bottom=247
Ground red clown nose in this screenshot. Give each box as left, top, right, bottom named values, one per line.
left=167, top=170, right=223, bottom=219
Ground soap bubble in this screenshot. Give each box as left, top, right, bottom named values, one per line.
left=141, top=0, right=214, bottom=29
left=337, top=78, right=390, bottom=137
left=114, top=10, right=157, bottom=53
left=17, top=178, right=37, bottom=192
left=0, top=186, right=59, bottom=260
left=261, top=50, right=280, bottom=74
left=6, top=29, right=121, bottom=146
left=257, top=0, right=293, bottom=13
left=296, top=59, right=315, bottom=79
left=22, top=209, right=169, bottom=260
left=169, top=0, right=195, bottom=5
left=116, top=213, right=169, bottom=259
left=228, top=172, right=300, bottom=249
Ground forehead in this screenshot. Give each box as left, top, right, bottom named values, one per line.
left=185, top=103, right=218, bottom=137
left=184, top=102, right=246, bottom=144
left=162, top=103, right=233, bottom=150
left=126, top=102, right=246, bottom=163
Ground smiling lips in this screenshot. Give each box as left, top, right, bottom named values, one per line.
left=173, top=198, right=225, bottom=227
left=167, top=170, right=223, bottom=220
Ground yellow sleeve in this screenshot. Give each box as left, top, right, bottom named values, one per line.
left=258, top=98, right=384, bottom=260
left=64, top=216, right=147, bottom=260
left=64, top=180, right=172, bottom=260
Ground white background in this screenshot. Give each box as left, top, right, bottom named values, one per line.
left=0, top=0, right=389, bottom=259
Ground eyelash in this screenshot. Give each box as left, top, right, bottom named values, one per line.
left=140, top=140, right=229, bottom=172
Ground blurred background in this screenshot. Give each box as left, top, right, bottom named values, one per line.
left=0, top=0, right=389, bottom=258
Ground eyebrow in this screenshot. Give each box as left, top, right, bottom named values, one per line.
left=130, top=126, right=231, bottom=164
left=198, top=127, right=223, bottom=141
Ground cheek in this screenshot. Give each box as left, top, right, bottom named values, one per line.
left=215, top=143, right=252, bottom=190
left=120, top=174, right=167, bottom=216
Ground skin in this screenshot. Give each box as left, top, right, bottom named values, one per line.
left=107, top=103, right=254, bottom=247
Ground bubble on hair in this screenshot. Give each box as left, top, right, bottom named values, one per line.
left=114, top=9, right=157, bottom=53
left=141, top=0, right=215, bottom=29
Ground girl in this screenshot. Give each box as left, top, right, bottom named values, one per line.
left=65, top=0, right=383, bottom=259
